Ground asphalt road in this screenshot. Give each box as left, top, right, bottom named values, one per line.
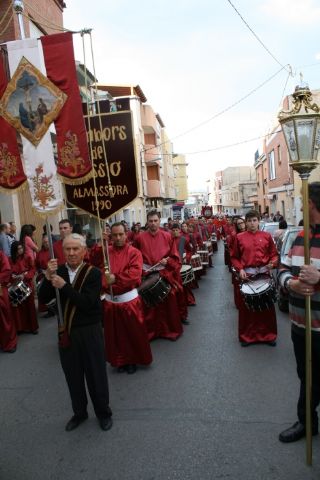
left=1, top=243, right=319, bottom=480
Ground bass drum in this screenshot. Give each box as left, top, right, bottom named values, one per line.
left=240, top=276, right=277, bottom=312
left=138, top=272, right=171, bottom=307
left=8, top=281, right=32, bottom=307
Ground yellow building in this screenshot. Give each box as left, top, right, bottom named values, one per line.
left=173, top=154, right=188, bottom=202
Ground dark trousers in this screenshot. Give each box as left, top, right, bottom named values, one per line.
left=59, top=323, right=111, bottom=419
left=292, top=328, right=320, bottom=426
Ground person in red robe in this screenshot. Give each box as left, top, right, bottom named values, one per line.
left=230, top=210, right=278, bottom=346
left=134, top=210, right=183, bottom=341
left=36, top=234, right=55, bottom=317
left=229, top=218, right=246, bottom=309
left=171, top=223, right=196, bottom=309
left=127, top=223, right=141, bottom=244
left=10, top=241, right=38, bottom=334
left=101, top=223, right=152, bottom=374
left=0, top=251, right=17, bottom=352
left=181, top=222, right=200, bottom=289
left=53, top=219, right=73, bottom=265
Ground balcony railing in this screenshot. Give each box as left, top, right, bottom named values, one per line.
left=146, top=179, right=163, bottom=198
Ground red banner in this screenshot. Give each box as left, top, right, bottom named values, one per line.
left=40, top=32, right=92, bottom=185
left=0, top=51, right=27, bottom=191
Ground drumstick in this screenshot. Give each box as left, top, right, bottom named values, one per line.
left=144, top=257, right=169, bottom=273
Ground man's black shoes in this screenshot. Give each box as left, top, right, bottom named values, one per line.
left=98, top=416, right=113, bottom=431
left=126, top=364, right=137, bottom=374
left=279, top=421, right=318, bottom=443
left=65, top=414, right=88, bottom=432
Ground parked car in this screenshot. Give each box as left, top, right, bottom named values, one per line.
left=275, top=226, right=303, bottom=312
left=260, top=221, right=294, bottom=239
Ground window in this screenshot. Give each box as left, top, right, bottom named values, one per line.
left=269, top=150, right=276, bottom=180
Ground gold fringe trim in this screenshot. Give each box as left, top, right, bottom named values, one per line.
left=57, top=169, right=93, bottom=186
left=0, top=180, right=28, bottom=195
left=31, top=202, right=65, bottom=219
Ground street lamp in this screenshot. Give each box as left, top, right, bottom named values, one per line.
left=278, top=82, right=320, bottom=466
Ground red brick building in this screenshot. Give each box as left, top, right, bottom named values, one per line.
left=0, top=0, right=65, bottom=44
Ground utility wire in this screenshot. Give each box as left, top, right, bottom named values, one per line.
left=145, top=129, right=282, bottom=157
left=226, top=0, right=291, bottom=73
left=143, top=65, right=288, bottom=152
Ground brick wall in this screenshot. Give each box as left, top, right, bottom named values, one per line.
left=0, top=0, right=64, bottom=44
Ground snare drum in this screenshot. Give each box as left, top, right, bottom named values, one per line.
left=197, top=250, right=209, bottom=266
left=138, top=272, right=171, bottom=307
left=180, top=265, right=195, bottom=285
left=190, top=254, right=202, bottom=271
left=240, top=276, right=277, bottom=312
left=204, top=241, right=213, bottom=256
left=8, top=281, right=32, bottom=307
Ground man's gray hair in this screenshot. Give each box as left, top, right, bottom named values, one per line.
left=63, top=233, right=86, bottom=247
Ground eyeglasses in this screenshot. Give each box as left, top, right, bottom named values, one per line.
left=237, top=221, right=245, bottom=225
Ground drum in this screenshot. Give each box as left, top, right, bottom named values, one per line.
left=211, top=233, right=218, bottom=252
left=197, top=250, right=209, bottom=266
left=180, top=265, right=195, bottom=285
left=8, top=281, right=32, bottom=307
left=240, top=276, right=277, bottom=312
left=138, top=272, right=171, bottom=307
left=205, top=241, right=213, bottom=256
left=190, top=254, right=202, bottom=271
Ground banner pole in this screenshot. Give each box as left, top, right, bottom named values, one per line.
left=46, top=217, right=64, bottom=328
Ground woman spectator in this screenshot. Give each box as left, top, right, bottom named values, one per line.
left=20, top=224, right=39, bottom=260
left=10, top=241, right=38, bottom=334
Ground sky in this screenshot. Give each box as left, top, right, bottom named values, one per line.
left=63, top=0, right=320, bottom=191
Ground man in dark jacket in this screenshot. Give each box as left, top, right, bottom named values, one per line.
left=39, top=233, right=112, bottom=432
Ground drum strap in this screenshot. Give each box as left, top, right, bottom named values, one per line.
left=59, top=263, right=92, bottom=336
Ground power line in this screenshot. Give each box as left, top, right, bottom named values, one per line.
left=145, top=129, right=282, bottom=157
left=143, top=65, right=288, bottom=153
left=226, top=0, right=290, bottom=73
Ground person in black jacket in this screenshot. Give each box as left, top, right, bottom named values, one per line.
left=39, top=233, right=112, bottom=432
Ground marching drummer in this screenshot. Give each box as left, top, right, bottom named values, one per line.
left=101, top=222, right=152, bottom=374
left=230, top=210, right=278, bottom=347
left=134, top=210, right=183, bottom=341
left=0, top=251, right=17, bottom=353
left=171, top=223, right=196, bottom=309
left=9, top=241, right=38, bottom=335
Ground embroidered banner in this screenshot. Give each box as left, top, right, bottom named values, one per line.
left=41, top=33, right=92, bottom=185
left=65, top=106, right=138, bottom=220
left=0, top=50, right=27, bottom=192
left=0, top=56, right=66, bottom=146
left=6, top=38, right=64, bottom=215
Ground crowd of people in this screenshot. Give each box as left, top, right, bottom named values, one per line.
left=1, top=185, right=320, bottom=441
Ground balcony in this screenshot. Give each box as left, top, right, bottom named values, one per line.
left=144, top=144, right=162, bottom=164
left=141, top=105, right=160, bottom=134
left=146, top=180, right=163, bottom=198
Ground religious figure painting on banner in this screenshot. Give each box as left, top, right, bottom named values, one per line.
left=0, top=56, right=67, bottom=146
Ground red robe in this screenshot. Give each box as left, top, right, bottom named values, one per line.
left=102, top=243, right=152, bottom=367
left=10, top=254, right=38, bottom=333
left=134, top=230, right=183, bottom=340
left=0, top=252, right=17, bottom=351
left=173, top=235, right=196, bottom=307
left=231, top=230, right=278, bottom=344
left=53, top=239, right=65, bottom=265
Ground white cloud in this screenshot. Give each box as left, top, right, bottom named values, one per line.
left=261, top=0, right=320, bottom=26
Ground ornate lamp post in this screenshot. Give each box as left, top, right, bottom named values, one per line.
left=278, top=82, right=320, bottom=465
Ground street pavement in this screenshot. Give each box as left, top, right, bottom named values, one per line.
left=1, top=242, right=320, bottom=480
